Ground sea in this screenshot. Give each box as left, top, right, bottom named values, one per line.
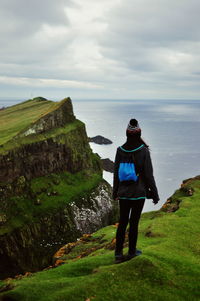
left=1, top=98, right=200, bottom=212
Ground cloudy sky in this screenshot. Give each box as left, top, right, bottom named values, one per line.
left=1, top=0, right=200, bottom=100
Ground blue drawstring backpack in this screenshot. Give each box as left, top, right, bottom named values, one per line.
left=118, top=152, right=138, bottom=182
left=118, top=162, right=138, bottom=182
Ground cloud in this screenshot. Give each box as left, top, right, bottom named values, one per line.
left=0, top=0, right=200, bottom=99
left=0, top=0, right=70, bottom=33
left=0, top=75, right=103, bottom=89
left=100, top=1, right=200, bottom=78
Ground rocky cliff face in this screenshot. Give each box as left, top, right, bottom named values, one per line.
left=0, top=97, right=118, bottom=279
left=18, top=98, right=75, bottom=137
left=0, top=181, right=117, bottom=279
left=0, top=121, right=97, bottom=183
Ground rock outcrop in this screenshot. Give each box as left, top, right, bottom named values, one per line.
left=89, top=135, right=112, bottom=145
left=101, top=158, right=114, bottom=173
left=160, top=175, right=199, bottom=213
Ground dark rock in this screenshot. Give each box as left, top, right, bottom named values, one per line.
left=161, top=198, right=182, bottom=213
left=145, top=231, right=154, bottom=237
left=101, top=158, right=114, bottom=173
left=89, top=135, right=112, bottom=145
left=180, top=186, right=194, bottom=196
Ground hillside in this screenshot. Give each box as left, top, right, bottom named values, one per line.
left=0, top=176, right=199, bottom=301
left=0, top=97, right=58, bottom=147
left=0, top=97, right=118, bottom=279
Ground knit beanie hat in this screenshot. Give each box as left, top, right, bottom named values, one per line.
left=126, top=119, right=141, bottom=136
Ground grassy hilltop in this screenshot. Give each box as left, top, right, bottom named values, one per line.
left=1, top=176, right=200, bottom=301
left=0, top=96, right=76, bottom=155
left=0, top=97, right=58, bottom=147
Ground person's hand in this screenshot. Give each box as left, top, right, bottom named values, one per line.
left=153, top=199, right=159, bottom=205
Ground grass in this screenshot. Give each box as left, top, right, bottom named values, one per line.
left=0, top=97, right=58, bottom=146
left=0, top=119, right=85, bottom=155
left=1, top=177, right=200, bottom=300
left=0, top=97, right=77, bottom=155
left=0, top=171, right=102, bottom=236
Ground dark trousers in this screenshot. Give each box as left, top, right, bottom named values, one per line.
left=115, top=199, right=145, bottom=255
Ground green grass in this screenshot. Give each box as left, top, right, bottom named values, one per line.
left=0, top=171, right=102, bottom=235
left=0, top=98, right=59, bottom=146
left=0, top=97, right=86, bottom=155
left=0, top=119, right=84, bottom=155
left=1, top=177, right=200, bottom=300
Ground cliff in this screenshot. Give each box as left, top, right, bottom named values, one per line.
left=0, top=97, right=118, bottom=279
left=0, top=97, right=92, bottom=182
left=0, top=176, right=199, bottom=300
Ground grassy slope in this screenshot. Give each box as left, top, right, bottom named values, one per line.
left=0, top=118, right=84, bottom=155
left=0, top=98, right=58, bottom=147
left=1, top=178, right=200, bottom=301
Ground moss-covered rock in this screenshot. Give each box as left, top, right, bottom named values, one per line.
left=0, top=180, right=118, bottom=279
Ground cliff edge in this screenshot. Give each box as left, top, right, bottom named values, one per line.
left=0, top=97, right=118, bottom=279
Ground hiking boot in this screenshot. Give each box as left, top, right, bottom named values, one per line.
left=115, top=254, right=125, bottom=264
left=135, top=249, right=142, bottom=256
left=125, top=249, right=142, bottom=261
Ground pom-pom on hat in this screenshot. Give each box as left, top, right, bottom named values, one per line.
left=126, top=119, right=141, bottom=136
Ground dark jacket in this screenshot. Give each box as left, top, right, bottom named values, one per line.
left=113, top=144, right=159, bottom=201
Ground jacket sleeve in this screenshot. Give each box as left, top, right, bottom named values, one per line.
left=143, top=148, right=159, bottom=202
left=112, top=148, right=121, bottom=199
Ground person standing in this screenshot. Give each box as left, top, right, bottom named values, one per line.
left=113, top=119, right=159, bottom=263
